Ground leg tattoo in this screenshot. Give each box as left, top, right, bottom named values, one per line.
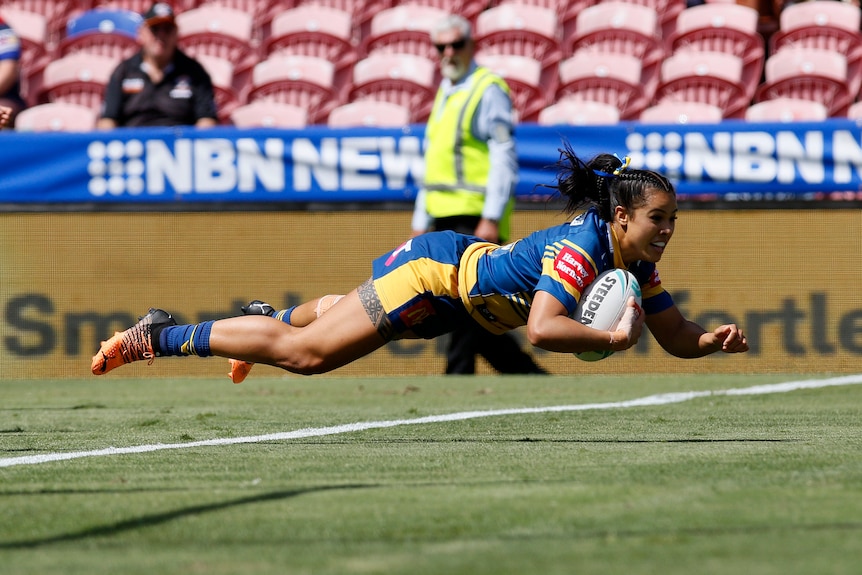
left=358, top=278, right=394, bottom=341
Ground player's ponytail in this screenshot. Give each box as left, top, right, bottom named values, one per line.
left=548, top=140, right=675, bottom=221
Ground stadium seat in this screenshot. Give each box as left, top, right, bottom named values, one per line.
left=653, top=50, right=750, bottom=119
left=537, top=97, right=620, bottom=125
left=621, top=0, right=687, bottom=42
left=745, top=97, right=828, bottom=122
left=348, top=52, right=436, bottom=123
left=847, top=100, right=862, bottom=120
left=14, top=101, right=98, bottom=131
left=475, top=53, right=549, bottom=123
left=769, top=0, right=862, bottom=97
left=4, top=0, right=74, bottom=46
left=559, top=0, right=601, bottom=40
left=247, top=54, right=340, bottom=124
left=754, top=47, right=852, bottom=117
left=555, top=50, right=649, bottom=121
left=474, top=3, right=562, bottom=75
left=0, top=5, right=50, bottom=107
left=327, top=100, right=411, bottom=128
left=195, top=53, right=239, bottom=123
left=440, top=0, right=511, bottom=23
left=565, top=2, right=665, bottom=96
left=176, top=4, right=257, bottom=93
left=639, top=100, right=723, bottom=124
left=264, top=4, right=357, bottom=64
left=38, top=52, right=118, bottom=111
left=667, top=2, right=765, bottom=99
left=60, top=8, right=142, bottom=60
left=359, top=4, right=448, bottom=60
left=230, top=100, right=308, bottom=128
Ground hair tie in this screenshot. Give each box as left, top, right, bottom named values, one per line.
left=612, top=155, right=632, bottom=176
left=593, top=169, right=615, bottom=179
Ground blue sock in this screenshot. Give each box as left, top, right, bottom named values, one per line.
left=273, top=306, right=296, bottom=325
left=158, top=321, right=215, bottom=357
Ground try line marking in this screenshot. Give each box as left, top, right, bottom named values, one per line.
left=3, top=374, right=861, bottom=468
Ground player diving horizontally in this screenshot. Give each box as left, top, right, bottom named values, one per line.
left=91, top=144, right=749, bottom=380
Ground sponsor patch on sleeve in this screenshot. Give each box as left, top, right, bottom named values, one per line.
left=553, top=247, right=596, bottom=291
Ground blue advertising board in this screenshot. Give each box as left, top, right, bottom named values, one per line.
left=1, top=119, right=861, bottom=206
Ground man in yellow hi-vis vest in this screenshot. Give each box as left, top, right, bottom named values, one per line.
left=411, top=14, right=546, bottom=375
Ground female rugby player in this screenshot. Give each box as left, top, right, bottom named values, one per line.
left=91, top=145, right=749, bottom=378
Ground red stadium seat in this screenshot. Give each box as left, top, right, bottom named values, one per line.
left=745, top=97, right=828, bottom=123
left=619, top=0, right=687, bottom=42
left=176, top=4, right=257, bottom=92
left=359, top=4, right=448, bottom=60
left=327, top=100, right=411, bottom=127
left=348, top=52, right=436, bottom=123
left=755, top=47, right=852, bottom=117
left=654, top=50, right=750, bottom=119
left=195, top=53, right=239, bottom=123
left=538, top=97, right=620, bottom=125
left=4, top=0, right=75, bottom=46
left=0, top=5, right=51, bottom=106
left=668, top=2, right=765, bottom=99
left=639, top=100, right=723, bottom=124
left=769, top=1, right=862, bottom=97
left=475, top=53, right=549, bottom=123
left=847, top=100, right=862, bottom=120
left=39, top=52, right=118, bottom=111
left=474, top=3, right=561, bottom=75
left=14, top=101, right=98, bottom=131
left=264, top=4, right=357, bottom=74
left=566, top=2, right=665, bottom=95
left=555, top=50, right=649, bottom=121
left=247, top=54, right=340, bottom=124
left=230, top=100, right=308, bottom=128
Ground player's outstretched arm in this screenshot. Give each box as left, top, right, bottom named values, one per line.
left=646, top=305, right=748, bottom=358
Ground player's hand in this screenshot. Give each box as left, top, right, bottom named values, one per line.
left=611, top=297, right=644, bottom=351
left=713, top=324, right=749, bottom=353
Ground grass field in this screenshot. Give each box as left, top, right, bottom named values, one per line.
left=2, top=373, right=861, bottom=575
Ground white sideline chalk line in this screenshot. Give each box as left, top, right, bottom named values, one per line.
left=3, top=374, right=862, bottom=468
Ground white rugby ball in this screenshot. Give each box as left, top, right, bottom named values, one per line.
left=571, top=268, right=642, bottom=362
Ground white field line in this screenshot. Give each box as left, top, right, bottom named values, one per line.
left=3, top=374, right=862, bottom=468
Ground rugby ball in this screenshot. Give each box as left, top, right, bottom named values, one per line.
left=571, top=268, right=642, bottom=362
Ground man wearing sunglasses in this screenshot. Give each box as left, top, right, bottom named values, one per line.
left=97, top=3, right=217, bottom=128
left=411, top=14, right=546, bottom=375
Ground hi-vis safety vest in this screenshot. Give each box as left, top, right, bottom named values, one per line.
left=423, top=67, right=514, bottom=239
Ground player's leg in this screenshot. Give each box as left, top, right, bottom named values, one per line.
left=211, top=288, right=386, bottom=374
left=229, top=294, right=345, bottom=382
left=92, top=283, right=390, bottom=376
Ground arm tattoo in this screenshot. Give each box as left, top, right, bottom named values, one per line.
left=358, top=278, right=395, bottom=341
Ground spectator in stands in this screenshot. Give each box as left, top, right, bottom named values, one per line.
left=411, top=14, right=546, bottom=376
left=0, top=105, right=11, bottom=128
left=97, top=3, right=217, bottom=128
left=0, top=16, right=27, bottom=129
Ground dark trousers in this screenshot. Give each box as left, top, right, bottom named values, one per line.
left=433, top=215, right=547, bottom=375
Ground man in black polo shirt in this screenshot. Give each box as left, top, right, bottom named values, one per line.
left=97, top=3, right=218, bottom=128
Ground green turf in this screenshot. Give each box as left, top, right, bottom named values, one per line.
left=1, top=374, right=861, bottom=575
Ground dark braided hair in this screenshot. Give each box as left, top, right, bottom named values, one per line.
left=548, top=141, right=675, bottom=221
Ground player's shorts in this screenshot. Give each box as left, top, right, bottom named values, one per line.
left=371, top=231, right=478, bottom=340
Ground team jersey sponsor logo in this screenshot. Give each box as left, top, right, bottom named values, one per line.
left=554, top=246, right=595, bottom=290
left=399, top=299, right=435, bottom=328
left=122, top=78, right=145, bottom=93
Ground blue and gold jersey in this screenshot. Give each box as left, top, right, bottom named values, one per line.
left=458, top=208, right=672, bottom=334
left=371, top=208, right=673, bottom=339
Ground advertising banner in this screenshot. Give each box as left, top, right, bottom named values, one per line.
left=2, top=120, right=862, bottom=206
left=2, top=210, right=861, bottom=379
